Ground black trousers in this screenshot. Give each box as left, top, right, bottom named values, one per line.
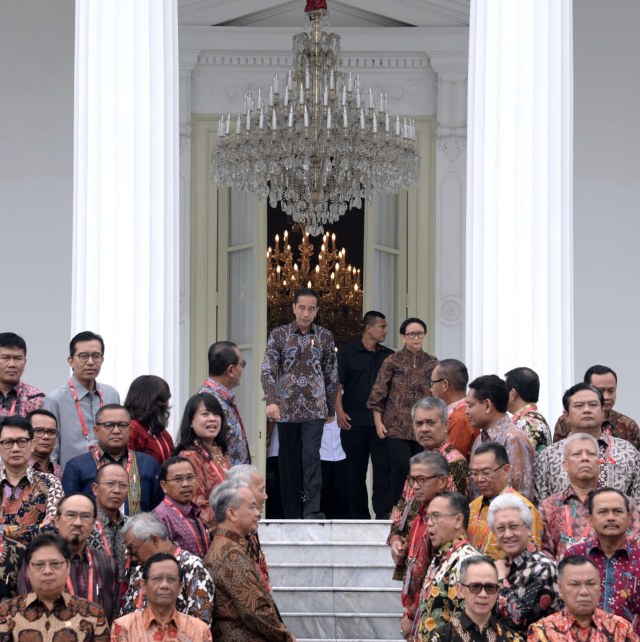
left=340, top=425, right=392, bottom=519
left=320, top=459, right=351, bottom=519
left=387, top=437, right=423, bottom=506
left=277, top=420, right=324, bottom=518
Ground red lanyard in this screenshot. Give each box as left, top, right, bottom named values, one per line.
left=599, top=439, right=616, bottom=465
left=7, top=382, right=22, bottom=416
left=94, top=520, right=112, bottom=556
left=68, top=379, right=104, bottom=440
left=196, top=441, right=228, bottom=481
left=469, top=511, right=491, bottom=551
left=408, top=513, right=428, bottom=560
left=565, top=505, right=591, bottom=542
left=162, top=498, right=210, bottom=557
left=564, top=609, right=602, bottom=642
left=154, top=433, right=172, bottom=463
left=67, top=549, right=95, bottom=602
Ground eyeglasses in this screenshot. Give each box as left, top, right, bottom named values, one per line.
left=74, top=352, right=104, bottom=363
left=0, top=438, right=31, bottom=450
left=424, top=512, right=460, bottom=523
left=404, top=331, right=425, bottom=339
left=236, top=359, right=247, bottom=368
left=460, top=582, right=500, bottom=595
left=95, top=421, right=130, bottom=431
left=469, top=464, right=506, bottom=479
left=428, top=378, right=445, bottom=386
left=493, top=522, right=527, bottom=536
left=146, top=575, right=181, bottom=586
left=0, top=355, right=25, bottom=364
left=33, top=428, right=58, bottom=438
left=29, top=560, right=68, bottom=572
left=59, top=511, right=94, bottom=523
left=95, top=481, right=129, bottom=490
left=407, top=474, right=440, bottom=487
left=166, top=474, right=196, bottom=484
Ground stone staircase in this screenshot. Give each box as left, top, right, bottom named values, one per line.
left=259, top=520, right=403, bottom=642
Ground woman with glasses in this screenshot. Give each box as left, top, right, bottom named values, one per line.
left=367, top=317, right=438, bottom=504
left=124, top=375, right=174, bottom=465
left=173, top=393, right=231, bottom=535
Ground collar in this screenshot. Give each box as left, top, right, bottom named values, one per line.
left=563, top=607, right=601, bottom=630
left=96, top=445, right=129, bottom=465
left=586, top=536, right=632, bottom=557
left=481, top=485, right=512, bottom=507
left=289, top=320, right=317, bottom=335
left=357, top=339, right=386, bottom=353
left=561, top=483, right=600, bottom=504
left=509, top=542, right=538, bottom=568
left=164, top=497, right=201, bottom=518
left=97, top=505, right=124, bottom=527
left=216, top=526, right=248, bottom=547
left=0, top=465, right=34, bottom=486
left=203, top=377, right=234, bottom=399
left=490, top=414, right=515, bottom=432
left=70, top=374, right=97, bottom=399
left=29, top=457, right=55, bottom=474
left=511, top=403, right=538, bottom=421
left=142, top=606, right=179, bottom=630
left=448, top=398, right=467, bottom=414
left=434, top=534, right=467, bottom=558
left=25, top=591, right=71, bottom=608
left=459, top=611, right=499, bottom=633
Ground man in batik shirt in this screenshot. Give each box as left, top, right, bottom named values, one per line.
left=505, top=367, right=551, bottom=453
left=527, top=555, right=639, bottom=642
left=540, top=433, right=640, bottom=560
left=412, top=492, right=479, bottom=640
left=534, top=383, right=640, bottom=503
left=553, top=365, right=640, bottom=449
left=0, top=333, right=44, bottom=419
left=566, top=488, right=640, bottom=634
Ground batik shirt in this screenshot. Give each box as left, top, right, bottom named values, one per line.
left=468, top=487, right=543, bottom=561
left=566, top=538, right=640, bottom=634
left=496, top=543, right=562, bottom=632
left=0, top=538, right=24, bottom=602
left=0, top=382, right=44, bottom=418
left=511, top=403, right=551, bottom=453
left=261, top=320, right=338, bottom=422
left=112, top=607, right=212, bottom=642
left=539, top=484, right=640, bottom=560
left=553, top=409, right=640, bottom=450
left=412, top=536, right=479, bottom=640
left=527, top=607, right=640, bottom=642
left=29, top=456, right=63, bottom=480
left=427, top=612, right=524, bottom=642
left=401, top=505, right=431, bottom=621
left=447, top=399, right=479, bottom=461
left=153, top=497, right=210, bottom=557
left=534, top=433, right=640, bottom=503
left=87, top=507, right=128, bottom=583
left=469, top=415, right=535, bottom=501
left=199, top=377, right=251, bottom=465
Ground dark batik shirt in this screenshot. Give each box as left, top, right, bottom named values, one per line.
left=427, top=612, right=523, bottom=642
left=511, top=403, right=552, bottom=453
left=0, top=538, right=24, bottom=602
left=153, top=497, right=210, bottom=557
left=553, top=409, right=640, bottom=450
left=87, top=507, right=128, bottom=583
left=0, top=382, right=45, bottom=418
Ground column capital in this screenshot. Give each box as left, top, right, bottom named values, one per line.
left=436, top=75, right=467, bottom=163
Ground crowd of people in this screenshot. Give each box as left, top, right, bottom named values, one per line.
left=1, top=284, right=639, bottom=642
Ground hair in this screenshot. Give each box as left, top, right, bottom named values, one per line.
left=584, top=365, right=617, bottom=384
left=468, top=375, right=509, bottom=413
left=399, top=317, right=427, bottom=335
left=504, top=367, right=540, bottom=403
left=558, top=555, right=599, bottom=580
left=160, top=456, right=194, bottom=483
left=293, top=287, right=320, bottom=305
left=472, top=441, right=509, bottom=467
left=174, top=393, right=228, bottom=455
left=409, top=450, right=449, bottom=477
left=227, top=464, right=261, bottom=485
left=121, top=512, right=169, bottom=541
left=487, top=494, right=533, bottom=529
left=26, top=409, right=58, bottom=427
left=142, top=552, right=183, bottom=581
left=57, top=493, right=97, bottom=518
left=123, top=375, right=171, bottom=435
left=94, top=463, right=129, bottom=484
left=207, top=341, right=240, bottom=376
left=458, top=555, right=498, bottom=584
left=95, top=403, right=130, bottom=425
left=0, top=415, right=34, bottom=439
left=433, top=491, right=470, bottom=530
left=411, top=396, right=448, bottom=425
left=436, top=359, right=468, bottom=392
left=25, top=533, right=71, bottom=565
left=588, top=486, right=630, bottom=515
left=561, top=383, right=604, bottom=411
left=361, top=311, right=386, bottom=329
left=0, top=332, right=27, bottom=354
left=209, top=478, right=249, bottom=524
left=69, top=331, right=105, bottom=356
left=562, top=432, right=599, bottom=460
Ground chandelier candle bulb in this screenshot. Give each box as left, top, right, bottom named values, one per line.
left=269, top=86, right=273, bottom=106
left=284, top=85, right=289, bottom=107
left=343, top=106, right=348, bottom=128
left=304, top=105, right=309, bottom=128
left=356, top=87, right=361, bottom=108
left=323, top=85, right=328, bottom=106
left=272, top=109, right=277, bottom=130
left=327, top=109, right=332, bottom=129
left=369, top=87, right=374, bottom=109
left=305, top=65, right=310, bottom=90
left=341, top=85, right=347, bottom=105
left=347, top=71, right=353, bottom=92
left=246, top=110, right=251, bottom=131
left=360, top=109, right=365, bottom=130
left=274, top=73, right=279, bottom=94
left=372, top=113, right=378, bottom=134
left=287, top=69, right=293, bottom=90
left=299, top=83, right=304, bottom=104
left=288, top=106, right=294, bottom=128
left=259, top=108, right=264, bottom=130
left=329, top=69, right=335, bottom=90
left=226, top=114, right=231, bottom=135
left=385, top=112, right=390, bottom=132
left=379, top=92, right=384, bottom=112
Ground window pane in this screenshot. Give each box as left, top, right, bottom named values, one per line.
left=373, top=249, right=397, bottom=342
left=228, top=248, right=253, bottom=345
left=374, top=194, right=398, bottom=249
left=229, top=190, right=253, bottom=247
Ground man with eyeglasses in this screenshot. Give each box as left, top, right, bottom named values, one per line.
left=425, top=555, right=523, bottom=642
left=468, top=442, right=542, bottom=560
left=0, top=333, right=44, bottom=419
left=0, top=533, right=109, bottom=641
left=152, top=456, right=209, bottom=557
left=198, top=340, right=251, bottom=466
left=62, top=403, right=162, bottom=514
left=43, top=331, right=120, bottom=467
left=112, top=552, right=212, bottom=642
left=26, top=409, right=62, bottom=479
left=0, top=416, right=63, bottom=544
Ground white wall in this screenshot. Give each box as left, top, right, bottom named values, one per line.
left=574, top=1, right=640, bottom=420
left=0, top=1, right=75, bottom=393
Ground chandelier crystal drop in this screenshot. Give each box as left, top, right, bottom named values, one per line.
left=211, top=1, right=420, bottom=235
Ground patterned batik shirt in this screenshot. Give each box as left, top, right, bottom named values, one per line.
left=0, top=592, right=109, bottom=642
left=427, top=612, right=524, bottom=642
left=0, top=382, right=45, bottom=418
left=468, top=487, right=543, bottom=561
left=261, top=320, right=338, bottom=423
left=120, top=547, right=214, bottom=623
left=367, top=346, right=438, bottom=441
left=469, top=415, right=535, bottom=501
left=527, top=607, right=640, bottom=642
left=199, top=377, right=251, bottom=465
left=496, top=543, right=562, bottom=632
left=412, top=536, right=480, bottom=640
left=511, top=404, right=552, bottom=453
left=566, top=538, right=640, bottom=634
left=553, top=409, right=640, bottom=450
left=112, top=607, right=212, bottom=642
left=0, top=538, right=24, bottom=602
left=534, top=433, right=640, bottom=503
left=153, top=497, right=210, bottom=558
left=87, top=507, right=129, bottom=584
left=29, top=456, right=64, bottom=480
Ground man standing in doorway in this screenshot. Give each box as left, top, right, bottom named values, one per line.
left=261, top=287, right=338, bottom=519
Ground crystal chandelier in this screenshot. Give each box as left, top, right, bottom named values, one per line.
left=212, top=0, right=420, bottom=236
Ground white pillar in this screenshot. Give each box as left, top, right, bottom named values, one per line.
left=73, top=1, right=180, bottom=416
left=466, top=0, right=574, bottom=422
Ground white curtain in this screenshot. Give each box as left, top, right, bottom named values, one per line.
left=466, top=0, right=574, bottom=422
left=73, top=1, right=180, bottom=417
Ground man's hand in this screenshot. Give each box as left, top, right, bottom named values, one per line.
left=390, top=538, right=408, bottom=565
left=266, top=404, right=281, bottom=422
left=336, top=408, right=352, bottom=429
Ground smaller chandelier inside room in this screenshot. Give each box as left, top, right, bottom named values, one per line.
left=211, top=0, right=420, bottom=235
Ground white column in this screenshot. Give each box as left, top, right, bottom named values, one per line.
left=73, top=1, right=180, bottom=415
left=466, top=0, right=574, bottom=422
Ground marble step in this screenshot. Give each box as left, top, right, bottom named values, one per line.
left=273, top=587, right=402, bottom=613
left=282, top=612, right=402, bottom=640
left=262, top=541, right=390, bottom=565
left=269, top=563, right=398, bottom=588
left=259, top=519, right=391, bottom=544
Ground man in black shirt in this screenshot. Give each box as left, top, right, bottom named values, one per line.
left=336, top=311, right=394, bottom=519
